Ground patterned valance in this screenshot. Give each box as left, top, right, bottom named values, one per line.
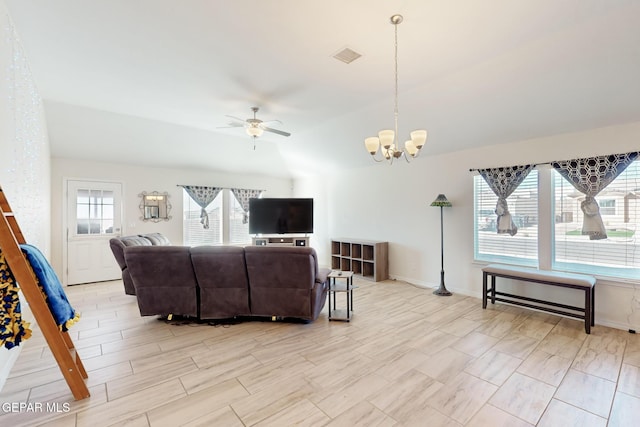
left=478, top=165, right=534, bottom=236
left=552, top=152, right=639, bottom=240
left=179, top=185, right=223, bottom=229
left=231, top=188, right=264, bottom=224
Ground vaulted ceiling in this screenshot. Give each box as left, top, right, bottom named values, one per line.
left=6, top=1, right=640, bottom=177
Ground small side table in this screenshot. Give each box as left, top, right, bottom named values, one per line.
left=327, top=271, right=355, bottom=321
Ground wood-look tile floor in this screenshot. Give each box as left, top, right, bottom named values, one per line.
left=2, top=278, right=640, bottom=426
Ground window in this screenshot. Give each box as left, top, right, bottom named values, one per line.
left=229, top=192, right=251, bottom=245
left=75, top=189, right=114, bottom=235
left=474, top=171, right=539, bottom=266
left=183, top=190, right=222, bottom=246
left=599, top=199, right=616, bottom=216
left=553, top=161, right=640, bottom=279
left=473, top=159, right=640, bottom=280
left=182, top=189, right=253, bottom=246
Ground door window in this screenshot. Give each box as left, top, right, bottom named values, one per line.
left=75, top=188, right=115, bottom=235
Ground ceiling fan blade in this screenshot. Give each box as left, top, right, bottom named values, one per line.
left=262, top=126, right=291, bottom=137
left=216, top=124, right=244, bottom=129
left=261, top=119, right=283, bottom=125
left=222, top=122, right=246, bottom=128
left=225, top=115, right=247, bottom=124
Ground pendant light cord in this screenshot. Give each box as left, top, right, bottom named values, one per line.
left=393, top=20, right=399, bottom=145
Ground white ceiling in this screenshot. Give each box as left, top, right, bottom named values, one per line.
left=6, top=0, right=640, bottom=178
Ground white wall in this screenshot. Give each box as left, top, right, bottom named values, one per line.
left=293, top=177, right=330, bottom=266
left=295, top=121, right=640, bottom=332
left=0, top=1, right=51, bottom=391
left=50, top=158, right=293, bottom=276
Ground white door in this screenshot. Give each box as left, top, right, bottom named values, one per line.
left=66, top=180, right=123, bottom=285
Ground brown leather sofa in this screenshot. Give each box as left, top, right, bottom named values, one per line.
left=110, top=235, right=329, bottom=322
left=109, top=233, right=171, bottom=295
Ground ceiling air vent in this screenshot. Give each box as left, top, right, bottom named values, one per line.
left=333, top=47, right=362, bottom=64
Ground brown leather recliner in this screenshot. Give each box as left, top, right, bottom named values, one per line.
left=124, top=245, right=199, bottom=317
left=244, top=246, right=329, bottom=321
left=190, top=246, right=251, bottom=319
left=110, top=235, right=152, bottom=295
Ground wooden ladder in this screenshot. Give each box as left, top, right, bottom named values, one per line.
left=0, top=186, right=90, bottom=400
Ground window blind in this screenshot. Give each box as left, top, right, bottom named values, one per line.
left=474, top=171, right=539, bottom=265
left=183, top=191, right=222, bottom=246
left=553, top=160, right=640, bottom=278
left=229, top=192, right=251, bottom=245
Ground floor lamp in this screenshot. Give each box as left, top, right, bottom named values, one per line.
left=431, top=194, right=452, bottom=296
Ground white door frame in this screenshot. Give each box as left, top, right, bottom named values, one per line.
left=62, top=178, right=124, bottom=285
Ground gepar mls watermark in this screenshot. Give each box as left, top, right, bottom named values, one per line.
left=2, top=402, right=71, bottom=413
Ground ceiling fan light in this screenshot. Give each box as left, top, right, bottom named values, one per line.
left=365, top=137, right=380, bottom=154
left=410, top=130, right=427, bottom=149
left=378, top=130, right=394, bottom=149
left=246, top=126, right=264, bottom=137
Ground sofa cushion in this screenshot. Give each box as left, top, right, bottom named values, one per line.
left=141, top=233, right=171, bottom=246
left=109, top=236, right=151, bottom=270
left=124, top=246, right=198, bottom=317
left=244, top=246, right=326, bottom=320
left=191, top=246, right=251, bottom=319
left=244, top=246, right=318, bottom=286
left=109, top=234, right=170, bottom=296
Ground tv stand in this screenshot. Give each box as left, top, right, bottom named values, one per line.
left=252, top=236, right=310, bottom=247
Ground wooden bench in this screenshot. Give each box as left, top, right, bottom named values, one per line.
left=482, top=264, right=596, bottom=334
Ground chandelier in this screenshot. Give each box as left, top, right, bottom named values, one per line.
left=364, top=14, right=427, bottom=163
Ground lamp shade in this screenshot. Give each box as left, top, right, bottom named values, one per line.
left=378, top=130, right=395, bottom=149
left=365, top=137, right=380, bottom=154
left=430, top=194, right=452, bottom=207
left=410, top=130, right=427, bottom=149
left=405, top=140, right=418, bottom=157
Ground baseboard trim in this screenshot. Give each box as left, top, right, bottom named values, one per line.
left=388, top=274, right=637, bottom=333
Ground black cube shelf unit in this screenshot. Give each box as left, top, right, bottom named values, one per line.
left=330, top=238, right=388, bottom=282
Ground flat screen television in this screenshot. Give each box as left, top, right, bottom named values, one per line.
left=249, top=198, right=313, bottom=234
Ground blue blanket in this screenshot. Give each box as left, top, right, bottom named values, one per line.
left=20, top=244, right=79, bottom=331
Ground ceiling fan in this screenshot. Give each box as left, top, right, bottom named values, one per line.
left=221, top=107, right=291, bottom=148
